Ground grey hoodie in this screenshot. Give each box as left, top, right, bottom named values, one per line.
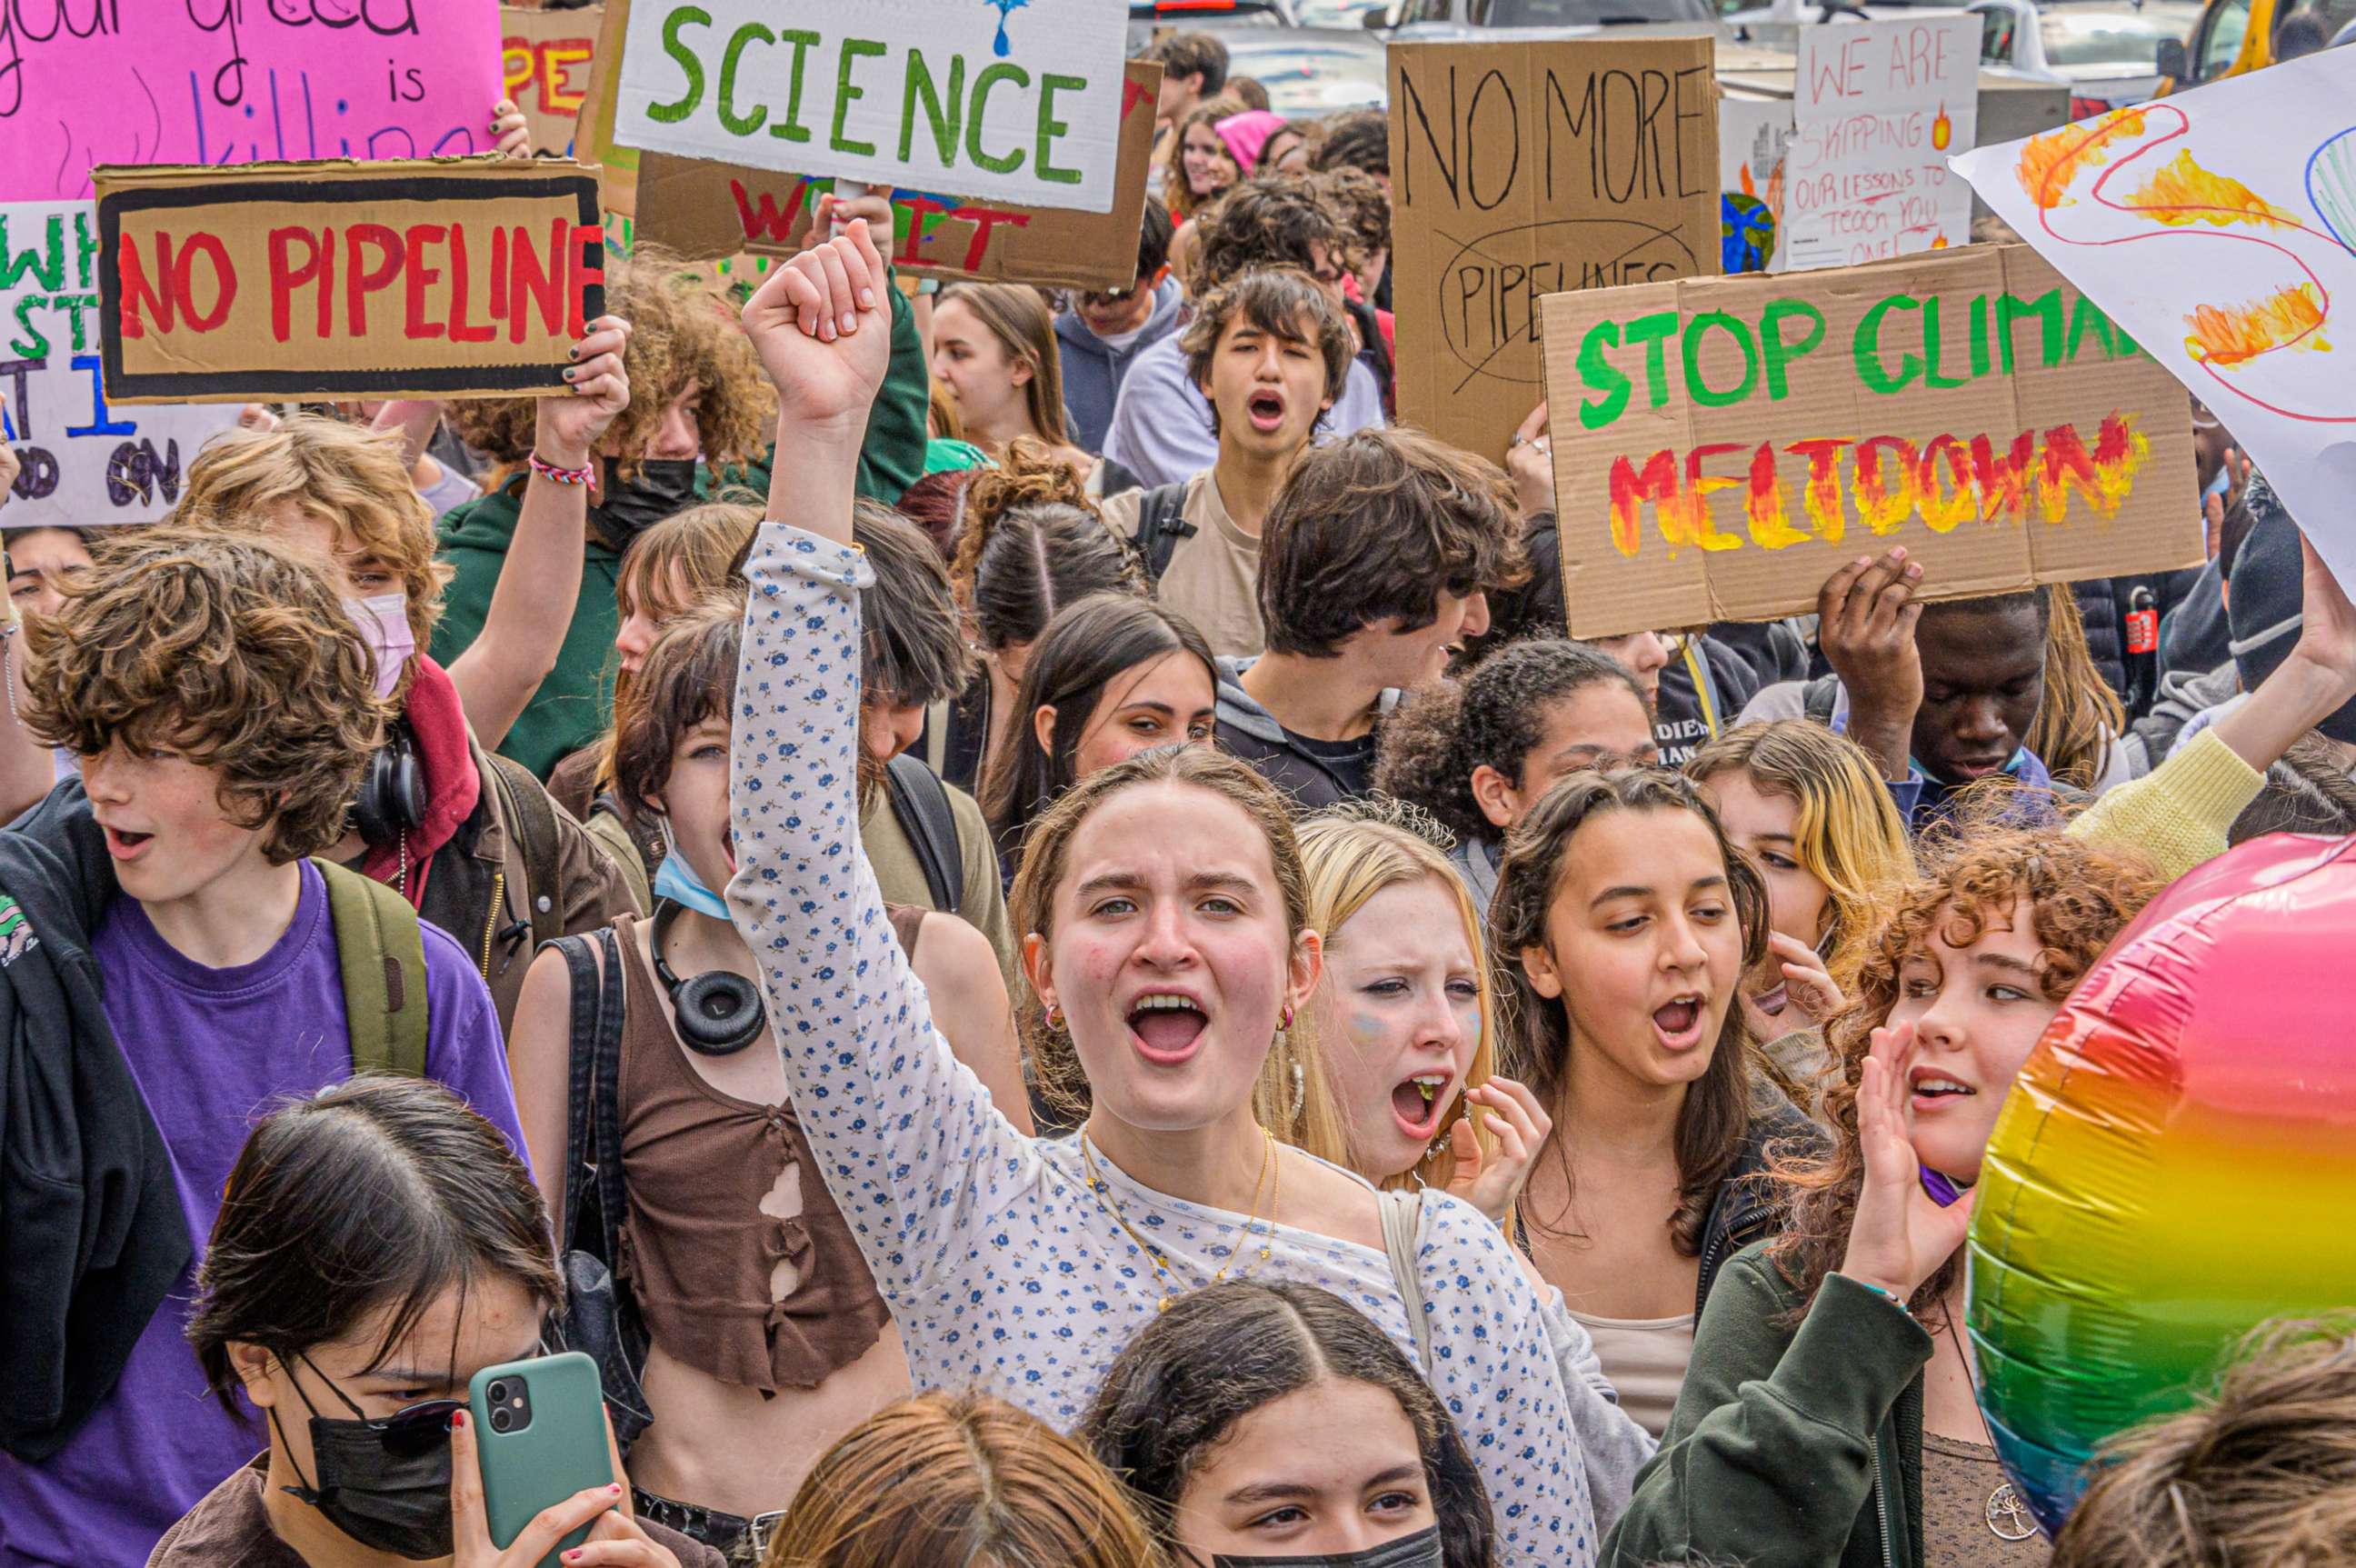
left=1214, top=655, right=1400, bottom=813
left=1053, top=277, right=1184, bottom=455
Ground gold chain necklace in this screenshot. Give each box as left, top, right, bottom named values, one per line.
left=1081, top=1130, right=1279, bottom=1313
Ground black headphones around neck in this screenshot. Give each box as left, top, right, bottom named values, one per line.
left=352, top=724, right=427, bottom=846
left=651, top=900, right=765, bottom=1055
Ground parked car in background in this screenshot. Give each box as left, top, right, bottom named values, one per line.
left=1365, top=0, right=1715, bottom=31
left=2158, top=0, right=2352, bottom=85
left=1126, top=0, right=1297, bottom=55
left=1971, top=0, right=2202, bottom=115
left=1221, top=27, right=1393, bottom=112
left=1296, top=0, right=1394, bottom=23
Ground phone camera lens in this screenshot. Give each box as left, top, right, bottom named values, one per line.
left=488, top=1381, right=507, bottom=1403
left=490, top=1408, right=513, bottom=1433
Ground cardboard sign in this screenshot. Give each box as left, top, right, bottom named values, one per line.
left=577, top=0, right=643, bottom=213
left=614, top=0, right=1130, bottom=215
left=1953, top=51, right=2356, bottom=602
left=1387, top=38, right=1719, bottom=464
left=633, top=62, right=1160, bottom=290
left=1537, top=244, right=2201, bottom=637
left=2, top=202, right=236, bottom=524
left=504, top=6, right=604, bottom=157
left=1, top=0, right=505, bottom=204
left=95, top=160, right=605, bottom=404
left=1785, top=16, right=1980, bottom=271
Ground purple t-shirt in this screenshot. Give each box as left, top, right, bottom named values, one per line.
left=0, top=861, right=524, bottom=1568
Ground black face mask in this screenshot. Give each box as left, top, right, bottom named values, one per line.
left=1211, top=1524, right=1448, bottom=1568
left=271, top=1353, right=463, bottom=1561
left=593, top=457, right=699, bottom=547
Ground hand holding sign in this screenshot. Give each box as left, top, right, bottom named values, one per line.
left=539, top=316, right=636, bottom=468
left=1818, top=546, right=1927, bottom=783
left=494, top=100, right=536, bottom=159
left=0, top=444, right=19, bottom=513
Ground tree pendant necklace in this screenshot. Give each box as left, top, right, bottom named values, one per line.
left=1942, top=1301, right=2039, bottom=1543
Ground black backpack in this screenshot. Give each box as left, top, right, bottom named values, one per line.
left=885, top=753, right=965, bottom=914
left=1130, top=482, right=1197, bottom=584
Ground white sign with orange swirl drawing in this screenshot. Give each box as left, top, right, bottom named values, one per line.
left=1955, top=52, right=2356, bottom=594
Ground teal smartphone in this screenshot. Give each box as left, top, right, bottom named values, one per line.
left=467, top=1351, right=615, bottom=1568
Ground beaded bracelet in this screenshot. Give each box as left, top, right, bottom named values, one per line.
left=529, top=451, right=595, bottom=486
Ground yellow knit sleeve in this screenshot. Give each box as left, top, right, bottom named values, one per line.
left=2067, top=729, right=2265, bottom=882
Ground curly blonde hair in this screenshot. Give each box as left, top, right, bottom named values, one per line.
left=175, top=414, right=453, bottom=654
left=1768, top=826, right=2163, bottom=1314
left=444, top=242, right=772, bottom=479
left=23, top=525, right=392, bottom=864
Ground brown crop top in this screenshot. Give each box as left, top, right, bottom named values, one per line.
left=611, top=909, right=922, bottom=1393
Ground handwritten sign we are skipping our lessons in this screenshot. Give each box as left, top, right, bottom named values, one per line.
left=1784, top=16, right=1980, bottom=271
left=0, top=0, right=507, bottom=203
left=1, top=203, right=235, bottom=524
left=95, top=159, right=604, bottom=403
left=1537, top=244, right=2201, bottom=636
left=1386, top=38, right=1720, bottom=464
left=614, top=0, right=1129, bottom=214
left=633, top=61, right=1160, bottom=291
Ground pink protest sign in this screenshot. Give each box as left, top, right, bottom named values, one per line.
left=0, top=0, right=507, bottom=201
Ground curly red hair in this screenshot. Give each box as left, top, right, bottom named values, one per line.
left=1768, top=825, right=2164, bottom=1314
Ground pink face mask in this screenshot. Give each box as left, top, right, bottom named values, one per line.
left=344, top=593, right=414, bottom=699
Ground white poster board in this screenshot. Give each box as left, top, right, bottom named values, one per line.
left=3, top=203, right=235, bottom=527
left=1785, top=15, right=1980, bottom=270
left=1953, top=50, right=2356, bottom=597
left=614, top=0, right=1129, bottom=214
left=1721, top=96, right=1797, bottom=274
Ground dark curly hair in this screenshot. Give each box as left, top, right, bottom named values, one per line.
left=1767, top=826, right=2162, bottom=1316
left=1258, top=427, right=1528, bottom=659
left=610, top=594, right=742, bottom=819
left=1190, top=175, right=1358, bottom=295
left=1373, top=640, right=1652, bottom=845
left=1310, top=108, right=1390, bottom=179
left=445, top=242, right=770, bottom=481
left=23, top=524, right=392, bottom=864
left=951, top=438, right=1146, bottom=654
left=1081, top=1283, right=1496, bottom=1568
left=1490, top=769, right=1770, bottom=1258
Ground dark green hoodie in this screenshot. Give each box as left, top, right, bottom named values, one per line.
left=1603, top=1241, right=1933, bottom=1568
left=430, top=278, right=930, bottom=779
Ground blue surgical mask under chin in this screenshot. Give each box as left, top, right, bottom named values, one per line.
left=654, top=850, right=731, bottom=920
left=2202, top=464, right=2233, bottom=504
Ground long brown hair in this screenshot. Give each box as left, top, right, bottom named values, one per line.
left=1768, top=827, right=2162, bottom=1313
left=2028, top=583, right=2127, bottom=791
left=763, top=1392, right=1164, bottom=1568
left=1488, top=770, right=1769, bottom=1257
left=1010, top=745, right=1312, bottom=1120
left=937, top=283, right=1074, bottom=449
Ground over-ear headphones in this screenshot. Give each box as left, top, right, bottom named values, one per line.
left=352, top=724, right=427, bottom=846
left=651, top=900, right=765, bottom=1055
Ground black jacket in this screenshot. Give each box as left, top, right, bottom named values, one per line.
left=2072, top=577, right=2128, bottom=701
left=0, top=783, right=191, bottom=1460
left=1694, top=1099, right=1824, bottom=1316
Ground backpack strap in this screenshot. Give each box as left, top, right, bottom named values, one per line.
left=1378, top=1188, right=1433, bottom=1377
left=1131, top=482, right=1197, bottom=583
left=487, top=752, right=564, bottom=953
left=319, top=859, right=431, bottom=1079
left=885, top=753, right=965, bottom=914
left=551, top=928, right=627, bottom=1261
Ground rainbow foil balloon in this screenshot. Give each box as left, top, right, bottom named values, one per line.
left=1968, top=832, right=2356, bottom=1535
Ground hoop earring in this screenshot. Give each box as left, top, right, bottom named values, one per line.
left=1043, top=1002, right=1063, bottom=1031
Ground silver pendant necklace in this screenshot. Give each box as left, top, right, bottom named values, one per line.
left=1942, top=1301, right=2039, bottom=1543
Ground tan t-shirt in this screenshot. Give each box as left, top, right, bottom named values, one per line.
left=1100, top=472, right=1264, bottom=658
left=1565, top=1307, right=1698, bottom=1439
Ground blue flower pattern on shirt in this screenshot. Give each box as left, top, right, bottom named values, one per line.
left=725, top=522, right=1594, bottom=1568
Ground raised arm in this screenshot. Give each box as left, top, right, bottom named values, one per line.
left=725, top=224, right=1036, bottom=1303
left=444, top=316, right=631, bottom=750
